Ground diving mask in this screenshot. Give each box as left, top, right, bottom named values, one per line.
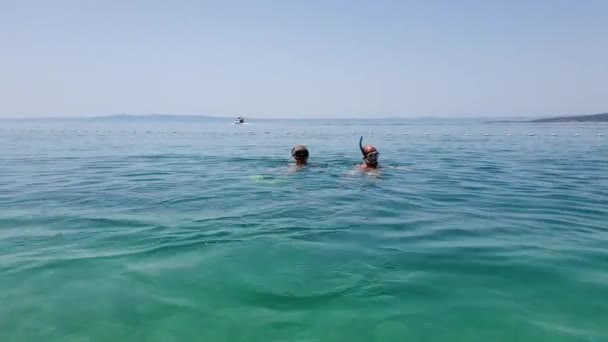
left=292, top=149, right=309, bottom=159
left=364, top=151, right=379, bottom=160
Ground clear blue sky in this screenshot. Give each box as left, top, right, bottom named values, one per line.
left=1, top=0, right=607, bottom=118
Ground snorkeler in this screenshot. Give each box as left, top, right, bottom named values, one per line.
left=358, top=136, right=380, bottom=169
left=291, top=145, right=309, bottom=166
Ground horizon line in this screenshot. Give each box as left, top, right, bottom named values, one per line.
left=1, top=110, right=606, bottom=121
left=0, top=113, right=551, bottom=121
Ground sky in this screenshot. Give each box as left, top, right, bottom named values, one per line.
left=1, top=0, right=607, bottom=119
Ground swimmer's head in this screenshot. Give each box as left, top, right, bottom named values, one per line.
left=292, top=145, right=309, bottom=165
left=362, top=145, right=379, bottom=167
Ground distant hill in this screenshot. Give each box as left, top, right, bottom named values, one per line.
left=486, top=112, right=608, bottom=123
left=3, top=113, right=607, bottom=123
left=530, top=113, right=608, bottom=123
left=84, top=114, right=230, bottom=122
left=0, top=114, right=232, bottom=122
left=0, top=114, right=491, bottom=123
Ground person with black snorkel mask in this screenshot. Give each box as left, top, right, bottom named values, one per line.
left=291, top=145, right=309, bottom=166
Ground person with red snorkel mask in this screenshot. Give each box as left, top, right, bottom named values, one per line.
left=358, top=136, right=380, bottom=170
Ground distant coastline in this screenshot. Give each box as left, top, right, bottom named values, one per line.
left=1, top=112, right=607, bottom=123
left=0, top=114, right=492, bottom=123
left=0, top=114, right=230, bottom=122
left=486, top=112, right=608, bottom=123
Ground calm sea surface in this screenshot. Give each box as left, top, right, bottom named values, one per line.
left=1, top=119, right=607, bottom=341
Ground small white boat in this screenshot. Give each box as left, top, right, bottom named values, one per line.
left=233, top=116, right=245, bottom=124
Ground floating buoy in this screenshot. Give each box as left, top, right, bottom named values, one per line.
left=599, top=133, right=604, bottom=137
left=528, top=133, right=534, bottom=136
left=386, top=132, right=391, bottom=135
left=551, top=133, right=556, bottom=136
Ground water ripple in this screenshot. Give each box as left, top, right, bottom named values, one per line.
left=1, top=122, right=608, bottom=340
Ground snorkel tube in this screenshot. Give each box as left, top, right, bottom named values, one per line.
left=359, top=136, right=366, bottom=158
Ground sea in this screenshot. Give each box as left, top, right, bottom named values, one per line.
left=1, top=118, right=607, bottom=341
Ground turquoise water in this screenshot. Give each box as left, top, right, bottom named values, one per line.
left=1, top=120, right=607, bottom=341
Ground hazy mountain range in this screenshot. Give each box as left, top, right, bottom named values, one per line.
left=486, top=112, right=608, bottom=123
left=1, top=112, right=607, bottom=123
